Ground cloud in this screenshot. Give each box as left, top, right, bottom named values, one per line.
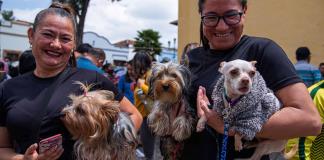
left=85, top=0, right=178, bottom=47
left=10, top=0, right=178, bottom=47
left=12, top=8, right=43, bottom=22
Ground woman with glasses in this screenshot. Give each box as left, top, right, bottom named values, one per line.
left=181, top=0, right=322, bottom=159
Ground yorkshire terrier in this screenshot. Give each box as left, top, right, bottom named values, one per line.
left=148, top=62, right=194, bottom=141
left=61, top=82, right=137, bottom=160
left=197, top=59, right=297, bottom=160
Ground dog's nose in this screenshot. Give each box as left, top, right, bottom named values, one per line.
left=162, top=84, right=169, bottom=91
left=241, top=79, right=249, bottom=85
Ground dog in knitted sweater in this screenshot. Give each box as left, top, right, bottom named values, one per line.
left=196, top=59, right=297, bottom=160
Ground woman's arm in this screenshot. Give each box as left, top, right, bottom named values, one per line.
left=0, top=127, right=64, bottom=160
left=198, top=83, right=322, bottom=139
left=0, top=127, right=24, bottom=160
left=257, top=82, right=321, bottom=139
left=119, top=97, right=143, bottom=131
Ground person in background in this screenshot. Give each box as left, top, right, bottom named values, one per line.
left=0, top=61, right=11, bottom=83
left=132, top=52, right=155, bottom=160
left=0, top=59, right=9, bottom=74
left=74, top=43, right=92, bottom=59
left=286, top=80, right=324, bottom=160
left=180, top=42, right=199, bottom=66
left=181, top=0, right=322, bottom=159
left=8, top=60, right=19, bottom=78
left=76, top=47, right=104, bottom=74
left=160, top=57, right=171, bottom=63
left=294, top=47, right=321, bottom=87
left=18, top=50, right=36, bottom=75
left=103, top=63, right=118, bottom=85
left=94, top=48, right=106, bottom=68
left=118, top=60, right=135, bottom=104
left=319, top=63, right=324, bottom=80
left=0, top=2, right=142, bottom=160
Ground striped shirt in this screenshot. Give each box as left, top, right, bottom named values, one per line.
left=286, top=80, right=324, bottom=160
left=294, top=60, right=322, bottom=87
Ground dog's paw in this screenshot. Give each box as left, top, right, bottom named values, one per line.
left=172, top=116, right=193, bottom=141
left=196, top=116, right=207, bottom=132
left=234, top=134, right=243, bottom=151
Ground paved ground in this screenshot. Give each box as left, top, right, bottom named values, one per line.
left=136, top=137, right=163, bottom=160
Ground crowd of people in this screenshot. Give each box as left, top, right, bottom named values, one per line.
left=0, top=0, right=323, bottom=160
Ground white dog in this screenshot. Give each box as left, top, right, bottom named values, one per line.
left=196, top=59, right=297, bottom=160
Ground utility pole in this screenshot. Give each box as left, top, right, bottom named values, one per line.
left=0, top=0, right=3, bottom=11
left=173, top=38, right=176, bottom=60
left=0, top=0, right=3, bottom=58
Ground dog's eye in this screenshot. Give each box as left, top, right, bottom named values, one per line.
left=249, top=71, right=256, bottom=77
left=170, top=73, right=178, bottom=78
left=230, top=69, right=239, bottom=76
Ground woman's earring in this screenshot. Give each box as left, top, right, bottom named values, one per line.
left=70, top=49, right=74, bottom=56
left=29, top=44, right=32, bottom=48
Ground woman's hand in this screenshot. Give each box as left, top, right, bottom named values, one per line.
left=137, top=79, right=145, bottom=88
left=23, top=143, right=63, bottom=160
left=197, top=86, right=234, bottom=136
left=197, top=86, right=210, bottom=118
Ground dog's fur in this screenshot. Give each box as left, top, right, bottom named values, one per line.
left=148, top=62, right=194, bottom=142
left=61, top=82, right=137, bottom=160
left=197, top=59, right=297, bottom=160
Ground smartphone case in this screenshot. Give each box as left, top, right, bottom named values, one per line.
left=38, top=134, right=62, bottom=153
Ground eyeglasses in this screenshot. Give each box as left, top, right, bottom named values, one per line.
left=201, top=12, right=243, bottom=27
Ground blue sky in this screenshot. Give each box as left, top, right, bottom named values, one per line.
left=1, top=0, right=178, bottom=47
left=2, top=0, right=50, bottom=10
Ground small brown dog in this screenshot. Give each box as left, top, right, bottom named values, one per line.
left=148, top=62, right=194, bottom=142
left=61, top=82, right=137, bottom=160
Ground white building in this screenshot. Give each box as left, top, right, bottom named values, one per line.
left=0, top=19, right=32, bottom=60
left=0, top=22, right=177, bottom=64
left=83, top=31, right=134, bottom=64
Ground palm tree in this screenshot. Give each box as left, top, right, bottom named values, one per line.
left=2, top=10, right=15, bottom=21
left=134, top=29, right=162, bottom=58
left=52, top=0, right=121, bottom=46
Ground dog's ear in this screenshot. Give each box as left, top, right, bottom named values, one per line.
left=218, top=61, right=226, bottom=73
left=250, top=61, right=257, bottom=67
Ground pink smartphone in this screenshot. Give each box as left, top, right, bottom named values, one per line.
left=38, top=134, right=62, bottom=153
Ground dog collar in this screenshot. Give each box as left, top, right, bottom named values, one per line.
left=224, top=92, right=243, bottom=107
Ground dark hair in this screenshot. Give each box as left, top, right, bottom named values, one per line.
left=198, top=0, right=247, bottom=13
left=33, top=2, right=76, bottom=34
left=94, top=48, right=106, bottom=60
left=87, top=48, right=102, bottom=59
left=19, top=50, right=36, bottom=74
left=296, top=47, right=311, bottom=61
left=131, top=52, right=152, bottom=79
left=125, top=60, right=134, bottom=83
left=0, top=61, right=4, bottom=70
left=198, top=0, right=247, bottom=49
left=320, top=63, right=324, bottom=67
left=76, top=43, right=93, bottom=54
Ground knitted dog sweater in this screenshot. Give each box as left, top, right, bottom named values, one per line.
left=211, top=72, right=280, bottom=140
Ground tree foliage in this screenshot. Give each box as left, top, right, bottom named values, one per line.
left=2, top=10, right=15, bottom=21
left=52, top=0, right=121, bottom=46
left=134, top=29, right=162, bottom=58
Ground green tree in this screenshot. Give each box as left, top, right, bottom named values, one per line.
left=134, top=29, right=162, bottom=58
left=2, top=10, right=15, bottom=21
left=52, top=0, right=121, bottom=46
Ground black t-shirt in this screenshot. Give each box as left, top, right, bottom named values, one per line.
left=181, top=35, right=302, bottom=160
left=0, top=68, right=123, bottom=159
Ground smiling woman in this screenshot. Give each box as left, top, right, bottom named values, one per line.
left=0, top=2, right=142, bottom=160
left=180, top=0, right=322, bottom=159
